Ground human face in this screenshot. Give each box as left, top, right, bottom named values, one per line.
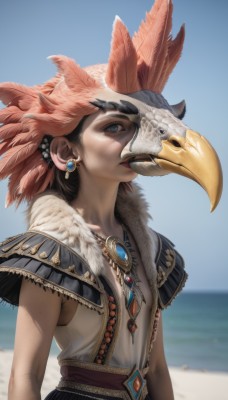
left=76, top=109, right=139, bottom=184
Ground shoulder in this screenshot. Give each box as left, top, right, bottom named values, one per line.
left=0, top=229, right=104, bottom=313
left=154, top=231, right=187, bottom=309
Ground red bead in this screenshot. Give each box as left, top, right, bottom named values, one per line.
left=108, top=296, right=114, bottom=302
left=104, top=332, right=110, bottom=338
left=107, top=325, right=113, bottom=332
left=109, top=304, right=116, bottom=310
left=109, top=311, right=116, bottom=317
left=109, top=318, right=116, bottom=326
left=127, top=319, right=138, bottom=333
left=125, top=276, right=133, bottom=284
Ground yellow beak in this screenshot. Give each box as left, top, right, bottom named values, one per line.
left=155, top=130, right=223, bottom=211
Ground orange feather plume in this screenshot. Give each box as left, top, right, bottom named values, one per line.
left=132, top=0, right=184, bottom=92
left=106, top=17, right=140, bottom=93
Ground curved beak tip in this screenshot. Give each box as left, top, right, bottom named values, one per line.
left=156, top=130, right=223, bottom=212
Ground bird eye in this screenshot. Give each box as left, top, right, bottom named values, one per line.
left=159, top=128, right=166, bottom=135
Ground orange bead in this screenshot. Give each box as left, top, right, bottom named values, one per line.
left=129, top=298, right=139, bottom=317
left=133, top=377, right=142, bottom=392
left=109, top=319, right=116, bottom=326
left=109, top=311, right=116, bottom=317
left=109, top=304, right=116, bottom=310
left=105, top=337, right=111, bottom=343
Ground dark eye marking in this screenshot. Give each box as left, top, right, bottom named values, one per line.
left=90, top=99, right=139, bottom=115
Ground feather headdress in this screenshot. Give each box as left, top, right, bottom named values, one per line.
left=0, top=0, right=184, bottom=205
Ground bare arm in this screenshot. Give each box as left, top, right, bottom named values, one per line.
left=8, top=279, right=62, bottom=400
left=146, top=315, right=174, bottom=400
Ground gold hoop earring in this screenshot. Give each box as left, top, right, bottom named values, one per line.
left=65, top=159, right=79, bottom=179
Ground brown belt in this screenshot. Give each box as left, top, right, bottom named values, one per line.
left=61, top=364, right=129, bottom=390
left=58, top=361, right=148, bottom=400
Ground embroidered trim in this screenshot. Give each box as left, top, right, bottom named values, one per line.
left=94, top=293, right=118, bottom=365
left=57, top=380, right=131, bottom=400
left=148, top=308, right=161, bottom=353
left=0, top=231, right=103, bottom=292
left=0, top=266, right=104, bottom=314
left=101, top=277, right=121, bottom=365
left=155, top=233, right=188, bottom=310
left=157, top=270, right=188, bottom=309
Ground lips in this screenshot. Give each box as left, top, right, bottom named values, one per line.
left=127, top=155, right=160, bottom=175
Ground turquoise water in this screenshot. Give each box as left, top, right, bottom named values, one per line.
left=0, top=292, right=228, bottom=372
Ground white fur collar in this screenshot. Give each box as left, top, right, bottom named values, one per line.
left=27, top=184, right=158, bottom=286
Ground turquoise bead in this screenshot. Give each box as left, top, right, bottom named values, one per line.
left=116, top=244, right=128, bottom=261
left=128, top=290, right=134, bottom=307
left=67, top=160, right=75, bottom=171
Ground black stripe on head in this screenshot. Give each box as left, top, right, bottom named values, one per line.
left=90, top=99, right=139, bottom=115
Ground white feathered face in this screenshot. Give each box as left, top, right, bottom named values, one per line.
left=91, top=88, right=222, bottom=211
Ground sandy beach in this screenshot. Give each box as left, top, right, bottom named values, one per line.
left=0, top=351, right=228, bottom=400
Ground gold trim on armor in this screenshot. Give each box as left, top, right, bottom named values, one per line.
left=0, top=267, right=104, bottom=314
left=58, top=379, right=148, bottom=400
left=58, top=380, right=132, bottom=400
left=0, top=230, right=103, bottom=292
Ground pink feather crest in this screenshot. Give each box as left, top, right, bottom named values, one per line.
left=156, top=24, right=185, bottom=92
left=48, top=55, right=102, bottom=93
left=0, top=141, right=39, bottom=178
left=18, top=152, right=49, bottom=193
left=106, top=17, right=140, bottom=93
left=38, top=93, right=58, bottom=113
left=24, top=89, right=98, bottom=136
left=0, top=83, right=36, bottom=106
left=132, top=0, right=184, bottom=92
left=0, top=123, right=23, bottom=141
left=5, top=153, right=54, bottom=207
left=0, top=106, right=23, bottom=124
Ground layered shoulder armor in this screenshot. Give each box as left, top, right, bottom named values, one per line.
left=155, top=233, right=188, bottom=309
left=0, top=231, right=104, bottom=313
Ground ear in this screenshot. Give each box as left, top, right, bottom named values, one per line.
left=50, top=137, right=80, bottom=171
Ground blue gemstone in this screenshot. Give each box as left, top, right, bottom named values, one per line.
left=116, top=244, right=128, bottom=261
left=128, top=290, right=134, bottom=307
left=67, top=161, right=75, bottom=171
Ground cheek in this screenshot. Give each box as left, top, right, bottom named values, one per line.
left=81, top=136, right=123, bottom=167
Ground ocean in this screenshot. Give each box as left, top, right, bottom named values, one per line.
left=0, top=292, right=227, bottom=372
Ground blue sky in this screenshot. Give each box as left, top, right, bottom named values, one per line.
left=0, top=0, right=227, bottom=291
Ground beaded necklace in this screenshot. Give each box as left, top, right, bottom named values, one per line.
left=92, top=227, right=145, bottom=343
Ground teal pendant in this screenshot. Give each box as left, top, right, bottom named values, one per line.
left=105, top=236, right=132, bottom=273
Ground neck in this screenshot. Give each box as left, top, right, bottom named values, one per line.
left=71, top=178, right=122, bottom=237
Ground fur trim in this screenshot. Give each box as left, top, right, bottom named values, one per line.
left=27, top=184, right=158, bottom=284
